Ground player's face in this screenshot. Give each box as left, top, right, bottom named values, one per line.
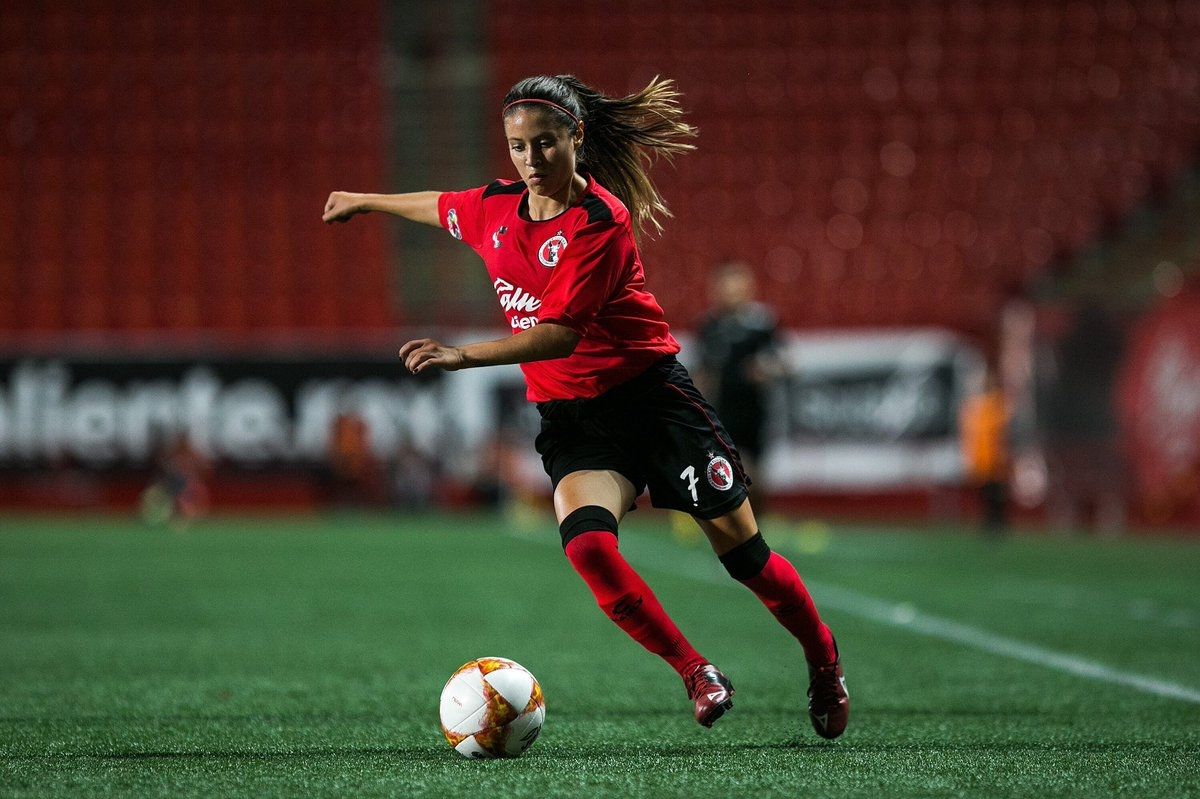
left=504, top=109, right=582, bottom=198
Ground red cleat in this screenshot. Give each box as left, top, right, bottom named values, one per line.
left=686, top=663, right=734, bottom=728
left=807, top=640, right=849, bottom=740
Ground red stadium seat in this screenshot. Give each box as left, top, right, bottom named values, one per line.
left=4, top=2, right=1200, bottom=342
left=0, top=1, right=395, bottom=346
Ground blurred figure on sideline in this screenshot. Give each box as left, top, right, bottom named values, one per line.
left=140, top=436, right=209, bottom=527
left=694, top=262, right=782, bottom=497
left=1041, top=301, right=1127, bottom=534
left=326, top=412, right=386, bottom=508
left=959, top=367, right=1010, bottom=535
left=388, top=436, right=436, bottom=512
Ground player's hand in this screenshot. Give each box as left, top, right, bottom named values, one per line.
left=323, top=191, right=368, bottom=223
left=399, top=339, right=467, bottom=374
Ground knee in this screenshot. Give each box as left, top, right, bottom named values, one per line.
left=717, top=532, right=771, bottom=581
left=559, top=505, right=619, bottom=550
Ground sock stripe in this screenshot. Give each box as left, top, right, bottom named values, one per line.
left=718, top=532, right=771, bottom=581
left=559, top=505, right=618, bottom=548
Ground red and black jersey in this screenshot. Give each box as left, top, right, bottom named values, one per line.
left=437, top=174, right=680, bottom=401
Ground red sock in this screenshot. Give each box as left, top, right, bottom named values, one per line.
left=564, top=531, right=706, bottom=679
left=740, top=552, right=837, bottom=665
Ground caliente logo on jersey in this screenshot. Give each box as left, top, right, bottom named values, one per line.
left=493, top=278, right=542, bottom=314
left=494, top=278, right=542, bottom=330
left=538, top=232, right=568, bottom=267
left=706, top=455, right=735, bottom=491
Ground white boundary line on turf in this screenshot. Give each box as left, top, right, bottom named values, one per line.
left=508, top=528, right=1200, bottom=706
left=799, top=582, right=1200, bottom=706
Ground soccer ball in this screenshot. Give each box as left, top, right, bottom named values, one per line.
left=438, top=657, right=545, bottom=759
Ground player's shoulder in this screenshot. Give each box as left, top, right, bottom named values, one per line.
left=481, top=179, right=527, bottom=200
left=578, top=178, right=631, bottom=232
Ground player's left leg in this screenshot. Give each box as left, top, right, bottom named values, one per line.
left=555, top=469, right=733, bottom=727
left=695, top=499, right=850, bottom=740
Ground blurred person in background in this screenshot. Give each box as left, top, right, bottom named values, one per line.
left=472, top=427, right=525, bottom=509
left=322, top=73, right=849, bottom=739
left=325, top=411, right=386, bottom=508
left=387, top=435, right=436, bottom=512
left=959, top=366, right=1010, bottom=535
left=140, top=436, right=209, bottom=527
left=694, top=261, right=782, bottom=500
left=1040, top=301, right=1127, bottom=534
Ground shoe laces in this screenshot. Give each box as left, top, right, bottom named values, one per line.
left=687, top=665, right=724, bottom=699
left=808, top=663, right=843, bottom=705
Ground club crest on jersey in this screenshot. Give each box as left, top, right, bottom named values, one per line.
left=446, top=208, right=462, bottom=240
left=538, top=232, right=568, bottom=267
left=492, top=225, right=508, bottom=249
left=706, top=455, right=735, bottom=491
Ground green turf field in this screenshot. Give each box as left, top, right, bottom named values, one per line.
left=2, top=513, right=1198, bottom=798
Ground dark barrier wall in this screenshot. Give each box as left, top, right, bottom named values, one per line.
left=0, top=330, right=979, bottom=493
left=0, top=355, right=440, bottom=470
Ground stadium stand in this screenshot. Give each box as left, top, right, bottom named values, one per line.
left=2, top=2, right=1198, bottom=523
left=0, top=1, right=395, bottom=342
left=488, top=1, right=1200, bottom=337
left=3, top=2, right=1196, bottom=343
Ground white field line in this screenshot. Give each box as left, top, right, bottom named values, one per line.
left=512, top=529, right=1200, bottom=706
left=791, top=582, right=1200, bottom=706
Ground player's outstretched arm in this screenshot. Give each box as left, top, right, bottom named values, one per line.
left=322, top=191, right=443, bottom=227
left=400, top=324, right=580, bottom=374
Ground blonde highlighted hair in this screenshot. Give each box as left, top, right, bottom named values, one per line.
left=502, top=75, right=697, bottom=238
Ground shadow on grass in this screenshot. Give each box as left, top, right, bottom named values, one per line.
left=3, top=745, right=446, bottom=762
left=859, top=705, right=1057, bottom=718
left=3, top=740, right=824, bottom=763
left=0, top=711, right=400, bottom=725
left=527, top=740, right=828, bottom=759
left=3, top=738, right=1179, bottom=764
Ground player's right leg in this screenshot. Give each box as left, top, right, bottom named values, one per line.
left=554, top=469, right=733, bottom=727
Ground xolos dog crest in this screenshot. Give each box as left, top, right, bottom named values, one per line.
left=538, top=233, right=568, bottom=267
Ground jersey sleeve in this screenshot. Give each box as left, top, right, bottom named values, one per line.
left=537, top=222, right=628, bottom=334
left=436, top=187, right=487, bottom=249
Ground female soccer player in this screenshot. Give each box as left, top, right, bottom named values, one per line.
left=323, top=75, right=849, bottom=739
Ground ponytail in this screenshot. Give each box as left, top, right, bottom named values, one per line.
left=502, top=75, right=697, bottom=238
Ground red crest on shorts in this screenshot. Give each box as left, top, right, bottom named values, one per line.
left=707, top=456, right=734, bottom=491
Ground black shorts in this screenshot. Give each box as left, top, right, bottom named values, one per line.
left=535, top=355, right=750, bottom=520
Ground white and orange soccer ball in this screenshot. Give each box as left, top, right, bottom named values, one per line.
left=438, top=657, right=545, bottom=759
